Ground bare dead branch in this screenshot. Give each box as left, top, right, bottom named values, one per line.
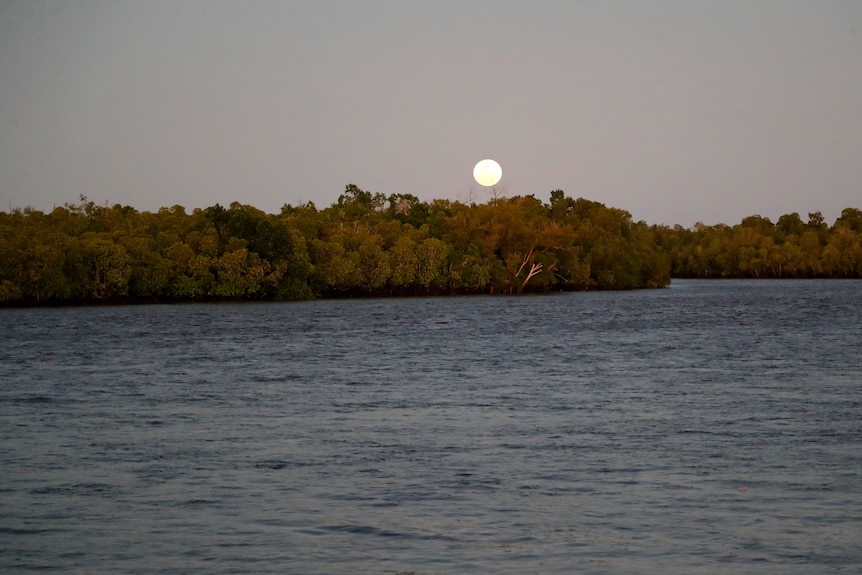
left=521, top=262, right=543, bottom=290
left=515, top=248, right=534, bottom=277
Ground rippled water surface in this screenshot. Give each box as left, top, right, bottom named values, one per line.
left=2, top=279, right=861, bottom=574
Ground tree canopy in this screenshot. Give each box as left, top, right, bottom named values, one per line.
left=655, top=208, right=862, bottom=279
left=1, top=190, right=859, bottom=305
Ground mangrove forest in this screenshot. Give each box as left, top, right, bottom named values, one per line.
left=0, top=186, right=860, bottom=305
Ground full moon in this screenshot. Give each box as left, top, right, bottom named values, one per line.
left=473, top=159, right=502, bottom=187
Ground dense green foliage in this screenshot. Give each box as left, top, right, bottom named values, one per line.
left=0, top=189, right=669, bottom=304
left=655, top=208, right=862, bottom=279
left=1, top=189, right=859, bottom=305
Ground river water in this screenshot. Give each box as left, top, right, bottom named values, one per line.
left=1, top=279, right=861, bottom=574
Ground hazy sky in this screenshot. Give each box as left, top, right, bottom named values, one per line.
left=2, top=0, right=861, bottom=226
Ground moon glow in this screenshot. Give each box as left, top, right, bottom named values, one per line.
left=473, top=159, right=502, bottom=187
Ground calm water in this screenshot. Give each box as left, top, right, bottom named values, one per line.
left=1, top=279, right=861, bottom=574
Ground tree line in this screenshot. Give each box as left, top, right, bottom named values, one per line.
left=655, top=209, right=862, bottom=279
left=0, top=186, right=859, bottom=305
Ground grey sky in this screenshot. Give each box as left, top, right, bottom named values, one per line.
left=1, top=0, right=860, bottom=226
